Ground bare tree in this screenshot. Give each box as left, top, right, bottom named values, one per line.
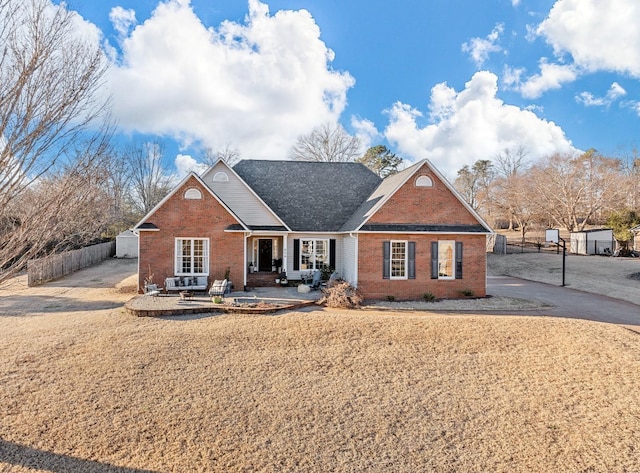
left=104, top=150, right=137, bottom=234
left=290, top=122, right=361, bottom=162
left=0, top=0, right=113, bottom=282
left=125, top=141, right=173, bottom=216
left=203, top=144, right=242, bottom=167
left=0, top=139, right=114, bottom=279
left=619, top=148, right=640, bottom=210
left=530, top=150, right=624, bottom=232
left=492, top=146, right=530, bottom=230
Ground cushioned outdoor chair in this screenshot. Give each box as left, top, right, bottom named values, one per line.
left=208, top=279, right=228, bottom=299
left=308, top=270, right=322, bottom=290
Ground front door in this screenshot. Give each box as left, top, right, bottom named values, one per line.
left=258, top=239, right=273, bottom=272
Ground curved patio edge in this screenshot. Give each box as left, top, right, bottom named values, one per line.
left=124, top=295, right=318, bottom=317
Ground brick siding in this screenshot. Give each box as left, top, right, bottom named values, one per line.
left=357, top=233, right=486, bottom=300
left=359, top=163, right=487, bottom=300
left=138, top=176, right=244, bottom=293
left=368, top=165, right=479, bottom=226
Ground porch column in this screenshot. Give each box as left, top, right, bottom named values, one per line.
left=282, top=234, right=288, bottom=276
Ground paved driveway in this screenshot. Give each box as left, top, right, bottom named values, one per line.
left=488, top=275, right=640, bottom=327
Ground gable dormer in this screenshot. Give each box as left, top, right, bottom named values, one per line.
left=201, top=160, right=286, bottom=229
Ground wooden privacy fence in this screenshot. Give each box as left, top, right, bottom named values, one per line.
left=27, top=241, right=116, bottom=286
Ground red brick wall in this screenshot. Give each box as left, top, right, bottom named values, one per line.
left=138, top=176, right=244, bottom=292
left=357, top=233, right=487, bottom=300
left=358, top=162, right=487, bottom=300
left=368, top=164, right=479, bottom=226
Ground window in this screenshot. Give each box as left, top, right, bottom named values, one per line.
left=437, top=241, right=455, bottom=279
left=415, top=175, right=433, bottom=187
left=383, top=241, right=415, bottom=279
left=175, top=238, right=209, bottom=275
left=391, top=241, right=407, bottom=279
left=212, top=171, right=229, bottom=182
left=184, top=188, right=202, bottom=200
left=293, top=239, right=335, bottom=271
left=431, top=241, right=463, bottom=280
left=300, top=239, right=328, bottom=270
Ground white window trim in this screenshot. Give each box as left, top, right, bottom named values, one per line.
left=184, top=188, right=202, bottom=200
left=437, top=240, right=455, bottom=280
left=175, top=238, right=210, bottom=276
left=300, top=238, right=329, bottom=271
left=390, top=240, right=408, bottom=280
left=212, top=171, right=229, bottom=182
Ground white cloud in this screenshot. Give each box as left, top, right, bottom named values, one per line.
left=502, top=65, right=525, bottom=88
left=462, top=23, right=504, bottom=68
left=174, top=153, right=208, bottom=178
left=350, top=117, right=381, bottom=153
left=107, top=0, right=354, bottom=160
left=576, top=82, right=627, bottom=107
left=512, top=0, right=521, bottom=6
left=109, top=6, right=137, bottom=38
left=384, top=71, right=577, bottom=178
left=513, top=59, right=577, bottom=98
left=537, top=0, right=640, bottom=76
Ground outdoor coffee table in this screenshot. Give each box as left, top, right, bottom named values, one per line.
left=179, top=291, right=194, bottom=301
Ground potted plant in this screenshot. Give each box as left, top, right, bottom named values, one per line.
left=273, top=258, right=283, bottom=273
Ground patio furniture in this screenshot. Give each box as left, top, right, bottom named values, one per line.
left=179, top=290, right=194, bottom=301
left=302, top=270, right=322, bottom=290
left=143, top=283, right=161, bottom=298
left=208, top=279, right=228, bottom=299
left=165, top=276, right=208, bottom=293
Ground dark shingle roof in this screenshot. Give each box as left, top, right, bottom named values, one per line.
left=233, top=160, right=382, bottom=232
left=135, top=222, right=159, bottom=230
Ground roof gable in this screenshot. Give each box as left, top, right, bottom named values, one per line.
left=233, top=160, right=381, bottom=232
left=201, top=159, right=288, bottom=230
left=134, top=172, right=246, bottom=231
left=342, top=159, right=492, bottom=233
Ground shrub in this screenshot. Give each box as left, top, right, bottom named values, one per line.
left=461, top=289, right=474, bottom=297
left=386, top=295, right=395, bottom=302
left=319, top=281, right=363, bottom=309
left=422, top=292, right=435, bottom=302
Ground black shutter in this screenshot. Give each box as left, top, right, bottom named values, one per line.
left=329, top=239, right=336, bottom=269
left=408, top=242, right=416, bottom=279
left=293, top=239, right=300, bottom=271
left=383, top=241, right=390, bottom=279
left=455, top=242, right=463, bottom=279
left=430, top=242, right=438, bottom=279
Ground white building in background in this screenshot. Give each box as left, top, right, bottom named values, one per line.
left=116, top=230, right=139, bottom=258
left=570, top=229, right=614, bottom=255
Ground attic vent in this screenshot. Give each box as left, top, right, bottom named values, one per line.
left=213, top=171, right=229, bottom=182
left=415, top=175, right=433, bottom=187
left=184, top=188, right=202, bottom=200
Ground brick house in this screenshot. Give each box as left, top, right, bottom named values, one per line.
left=135, top=158, right=493, bottom=300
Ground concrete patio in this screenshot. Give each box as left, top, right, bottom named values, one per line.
left=125, top=285, right=323, bottom=317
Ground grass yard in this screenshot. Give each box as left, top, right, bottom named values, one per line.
left=1, top=307, right=640, bottom=472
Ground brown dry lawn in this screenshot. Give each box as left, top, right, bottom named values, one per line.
left=1, top=260, right=640, bottom=472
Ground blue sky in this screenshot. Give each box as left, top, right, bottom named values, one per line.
left=64, top=0, right=640, bottom=178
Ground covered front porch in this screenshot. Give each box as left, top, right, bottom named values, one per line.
left=246, top=234, right=287, bottom=288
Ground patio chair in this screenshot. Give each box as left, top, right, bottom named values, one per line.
left=143, top=283, right=161, bottom=299
left=308, top=270, right=322, bottom=290
left=208, top=279, right=228, bottom=299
